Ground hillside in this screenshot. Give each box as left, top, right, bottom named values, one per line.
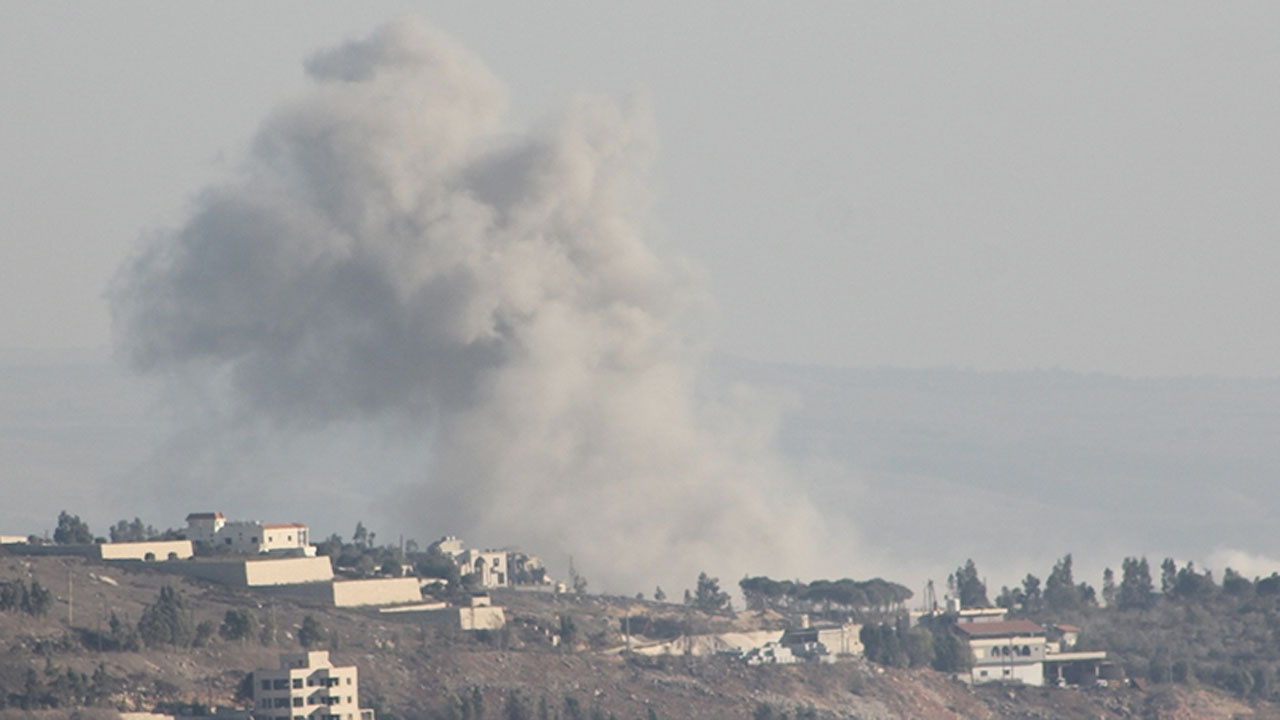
left=2, top=553, right=1278, bottom=719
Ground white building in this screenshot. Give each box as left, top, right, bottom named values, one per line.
left=957, top=619, right=1049, bottom=686
left=187, top=513, right=313, bottom=556
left=457, top=548, right=507, bottom=588
left=430, top=537, right=508, bottom=588
left=252, top=651, right=373, bottom=720
left=185, top=512, right=226, bottom=545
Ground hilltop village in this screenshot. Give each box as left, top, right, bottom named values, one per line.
left=3, top=510, right=1280, bottom=719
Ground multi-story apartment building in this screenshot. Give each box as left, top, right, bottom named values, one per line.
left=252, top=651, right=373, bottom=720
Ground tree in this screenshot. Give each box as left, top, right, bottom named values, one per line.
left=258, top=608, right=278, bottom=645
left=1223, top=567, right=1253, bottom=597
left=1118, top=556, right=1155, bottom=610
left=1161, top=558, right=1178, bottom=595
left=505, top=689, right=533, bottom=720
left=1021, top=574, right=1042, bottom=613
left=1102, top=568, right=1117, bottom=606
left=194, top=619, right=218, bottom=647
left=298, top=615, right=326, bottom=649
left=558, top=614, right=578, bottom=648
left=1172, top=561, right=1215, bottom=600
left=352, top=522, right=368, bottom=549
left=953, top=559, right=989, bottom=608
left=53, top=511, right=92, bottom=544
left=24, top=580, right=53, bottom=616
left=693, top=572, right=731, bottom=613
left=109, top=517, right=155, bottom=543
left=654, top=586, right=666, bottom=602
left=137, top=586, right=194, bottom=647
left=1045, top=554, right=1083, bottom=611
left=902, top=626, right=935, bottom=668
left=219, top=609, right=258, bottom=643
left=860, top=623, right=908, bottom=668
left=932, top=630, right=973, bottom=673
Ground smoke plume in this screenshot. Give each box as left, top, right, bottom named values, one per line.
left=112, top=21, right=829, bottom=592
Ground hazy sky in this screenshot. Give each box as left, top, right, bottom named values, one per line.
left=4, top=2, right=1280, bottom=378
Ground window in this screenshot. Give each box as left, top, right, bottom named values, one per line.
left=346, top=678, right=352, bottom=685
left=989, top=648, right=998, bottom=657
left=293, top=697, right=303, bottom=707
left=275, top=698, right=290, bottom=707
left=1021, top=645, right=1031, bottom=656
left=262, top=680, right=272, bottom=690
left=274, top=679, right=289, bottom=690
left=293, top=679, right=303, bottom=689
left=979, top=670, right=988, bottom=677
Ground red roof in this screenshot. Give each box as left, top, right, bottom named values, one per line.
left=186, top=512, right=225, bottom=520
left=955, top=620, right=1045, bottom=638
left=1055, top=623, right=1081, bottom=632
left=261, top=522, right=307, bottom=529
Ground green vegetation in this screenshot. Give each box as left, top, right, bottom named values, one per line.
left=53, top=511, right=93, bottom=545
left=298, top=614, right=326, bottom=649
left=976, top=552, right=1280, bottom=700
left=0, top=578, right=53, bottom=616
left=137, top=586, right=195, bottom=648
left=691, top=572, right=731, bottom=614
left=218, top=608, right=258, bottom=643
left=738, top=576, right=913, bottom=616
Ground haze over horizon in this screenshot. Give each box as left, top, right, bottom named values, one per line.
left=4, top=4, right=1280, bottom=596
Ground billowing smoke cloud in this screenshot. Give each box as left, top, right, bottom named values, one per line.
left=112, top=20, right=830, bottom=592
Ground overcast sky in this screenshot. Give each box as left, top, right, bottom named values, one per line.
left=5, top=3, right=1280, bottom=377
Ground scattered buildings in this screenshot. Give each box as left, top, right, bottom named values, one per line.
left=933, top=602, right=1109, bottom=687
left=430, top=536, right=555, bottom=590
left=780, top=620, right=863, bottom=661
left=251, top=651, right=374, bottom=720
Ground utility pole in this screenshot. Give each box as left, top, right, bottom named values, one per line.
left=67, top=566, right=73, bottom=626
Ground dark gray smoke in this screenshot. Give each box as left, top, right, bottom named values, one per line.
left=112, top=21, right=830, bottom=592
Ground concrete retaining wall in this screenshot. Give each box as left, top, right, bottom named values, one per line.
left=162, top=556, right=333, bottom=587
left=331, top=577, right=422, bottom=607
left=242, top=556, right=334, bottom=586
left=97, top=540, right=194, bottom=561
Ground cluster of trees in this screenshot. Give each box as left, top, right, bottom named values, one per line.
left=0, top=660, right=114, bottom=711
left=990, top=554, right=1098, bottom=613
left=859, top=617, right=972, bottom=674
left=88, top=585, right=324, bottom=654
left=52, top=511, right=93, bottom=544
left=0, top=578, right=53, bottom=616
left=954, top=552, right=1280, bottom=700
left=43, top=510, right=180, bottom=546
left=107, top=517, right=165, bottom=543
left=738, top=576, right=913, bottom=616
left=433, top=687, right=649, bottom=720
